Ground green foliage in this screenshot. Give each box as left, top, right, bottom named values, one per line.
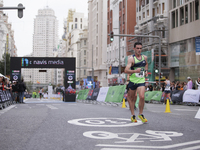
left=0, top=53, right=10, bottom=76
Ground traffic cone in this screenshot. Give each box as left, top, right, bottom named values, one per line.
left=165, top=99, right=171, bottom=113
left=122, top=98, right=126, bottom=108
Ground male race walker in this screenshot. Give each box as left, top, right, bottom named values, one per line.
left=125, top=42, right=148, bottom=123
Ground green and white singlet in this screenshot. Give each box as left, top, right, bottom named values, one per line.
left=129, top=54, right=146, bottom=84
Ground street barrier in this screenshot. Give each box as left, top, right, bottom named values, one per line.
left=145, top=91, right=158, bottom=102
left=86, top=89, right=94, bottom=100
left=151, top=91, right=162, bottom=102
left=171, top=90, right=185, bottom=103
left=96, top=87, right=109, bottom=102
left=77, top=89, right=90, bottom=100
left=0, top=90, right=14, bottom=109
left=105, top=85, right=126, bottom=103
left=183, top=89, right=200, bottom=103
left=90, top=88, right=100, bottom=100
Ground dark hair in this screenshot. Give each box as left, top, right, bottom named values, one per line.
left=165, top=76, right=168, bottom=79
left=134, top=42, right=142, bottom=48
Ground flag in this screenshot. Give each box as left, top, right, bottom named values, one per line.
left=109, top=65, right=112, bottom=75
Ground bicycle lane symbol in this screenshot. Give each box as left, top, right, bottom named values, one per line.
left=83, top=130, right=183, bottom=143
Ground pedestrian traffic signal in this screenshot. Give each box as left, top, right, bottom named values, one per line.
left=18, top=3, right=24, bottom=18
left=160, top=73, right=163, bottom=78
left=110, top=31, right=114, bottom=42
left=155, top=69, right=158, bottom=73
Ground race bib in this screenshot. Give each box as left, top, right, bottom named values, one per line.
left=135, top=71, right=144, bottom=78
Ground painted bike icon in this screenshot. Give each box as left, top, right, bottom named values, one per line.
left=83, top=130, right=183, bottom=143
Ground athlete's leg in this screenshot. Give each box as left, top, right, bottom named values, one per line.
left=137, top=86, right=145, bottom=115
left=167, top=93, right=171, bottom=101
left=127, top=89, right=137, bottom=115
left=164, top=93, right=167, bottom=104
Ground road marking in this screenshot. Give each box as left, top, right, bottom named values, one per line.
left=0, top=105, right=16, bottom=116
left=36, top=104, right=45, bottom=105
left=46, top=105, right=58, bottom=110
left=68, top=118, right=143, bottom=127
left=96, top=140, right=200, bottom=149
left=83, top=130, right=183, bottom=143
left=174, top=109, right=197, bottom=112
left=180, top=145, right=200, bottom=150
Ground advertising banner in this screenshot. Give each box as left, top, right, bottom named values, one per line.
left=91, top=88, right=100, bottom=100
left=96, top=87, right=109, bottom=102
left=86, top=89, right=94, bottom=100
left=171, top=90, right=185, bottom=103
left=105, top=85, right=126, bottom=103
left=81, top=89, right=90, bottom=100
left=151, top=91, right=162, bottom=101
left=183, top=89, right=199, bottom=103
left=144, top=91, right=158, bottom=102
left=195, top=37, right=200, bottom=55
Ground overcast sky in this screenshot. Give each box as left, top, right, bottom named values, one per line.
left=3, top=0, right=88, bottom=56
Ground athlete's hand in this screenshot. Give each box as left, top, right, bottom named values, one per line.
left=145, top=71, right=148, bottom=77
left=135, top=68, right=141, bottom=73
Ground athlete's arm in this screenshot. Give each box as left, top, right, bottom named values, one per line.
left=124, top=56, right=141, bottom=74
left=144, top=55, right=148, bottom=77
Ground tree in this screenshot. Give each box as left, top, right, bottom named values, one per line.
left=0, top=53, right=11, bottom=76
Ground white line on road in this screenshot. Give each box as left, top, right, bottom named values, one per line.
left=46, top=105, right=58, bottom=110
left=174, top=109, right=197, bottom=112
left=96, top=140, right=200, bottom=149
left=180, top=145, right=200, bottom=150
left=0, top=105, right=16, bottom=116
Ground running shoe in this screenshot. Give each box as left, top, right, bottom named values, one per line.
left=131, top=115, right=137, bottom=123
left=138, top=114, right=148, bottom=123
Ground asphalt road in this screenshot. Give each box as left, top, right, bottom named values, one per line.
left=0, top=98, right=200, bottom=150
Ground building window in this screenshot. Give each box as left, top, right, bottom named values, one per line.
left=123, top=0, right=125, bottom=8
left=84, top=50, right=86, bottom=55
left=84, top=59, right=86, bottom=65
left=71, top=25, right=73, bottom=30
left=180, top=7, right=184, bottom=26
left=153, top=8, right=155, bottom=17
left=195, top=0, right=199, bottom=20
left=75, top=24, right=77, bottom=29
left=185, top=5, right=188, bottom=24
left=96, top=36, right=98, bottom=45
left=173, top=0, right=176, bottom=8
left=96, top=47, right=98, bottom=56
left=143, top=12, right=145, bottom=18
left=190, top=2, right=193, bottom=22
left=97, top=13, right=98, bottom=22
left=97, top=2, right=98, bottom=11
left=80, top=18, right=82, bottom=22
left=176, top=9, right=178, bottom=27
left=172, top=11, right=175, bottom=28
left=146, top=0, right=149, bottom=5
left=75, top=18, right=77, bottom=22
left=84, top=40, right=86, bottom=45
left=162, top=3, right=165, bottom=14
left=147, top=10, right=149, bottom=16
left=80, top=24, right=82, bottom=29
left=84, top=70, right=86, bottom=75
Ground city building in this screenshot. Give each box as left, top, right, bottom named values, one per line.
left=76, top=28, right=88, bottom=88
left=23, top=7, right=59, bottom=85
left=64, top=10, right=87, bottom=81
left=107, top=0, right=136, bottom=86
left=88, top=0, right=107, bottom=87
left=0, top=0, right=17, bottom=60
left=133, top=0, right=169, bottom=82
left=168, top=0, right=200, bottom=81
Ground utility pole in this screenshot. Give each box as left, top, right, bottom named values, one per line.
left=118, top=21, right=121, bottom=78
left=4, top=43, right=6, bottom=75
left=92, top=45, right=94, bottom=89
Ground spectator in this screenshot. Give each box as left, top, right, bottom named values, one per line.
left=187, top=77, right=193, bottom=89
left=145, top=85, right=149, bottom=91
left=18, top=79, right=26, bottom=103
left=160, top=84, right=165, bottom=92
left=170, top=81, right=176, bottom=91
left=0, top=74, right=4, bottom=90
left=195, top=77, right=200, bottom=90
left=175, top=81, right=180, bottom=90
left=39, top=88, right=43, bottom=99
left=12, top=81, right=18, bottom=102
left=149, top=85, right=153, bottom=91
left=179, top=82, right=184, bottom=90
left=154, top=82, right=160, bottom=91
left=183, top=81, right=187, bottom=90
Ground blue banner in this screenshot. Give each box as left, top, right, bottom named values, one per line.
left=195, top=37, right=200, bottom=55
left=112, top=67, right=119, bottom=74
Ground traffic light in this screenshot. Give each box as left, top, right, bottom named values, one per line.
left=110, top=31, right=114, bottom=42
left=160, top=72, right=163, bottom=79
left=155, top=69, right=158, bottom=73
left=18, top=3, right=24, bottom=18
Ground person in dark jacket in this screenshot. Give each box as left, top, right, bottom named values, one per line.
left=18, top=79, right=26, bottom=103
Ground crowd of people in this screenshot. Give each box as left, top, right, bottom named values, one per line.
left=146, top=76, right=200, bottom=92
left=0, top=73, right=26, bottom=104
